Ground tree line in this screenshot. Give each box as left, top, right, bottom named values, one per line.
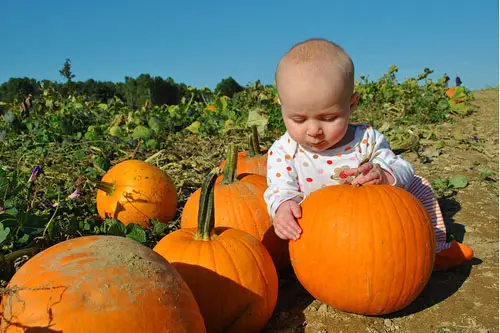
left=0, top=59, right=245, bottom=107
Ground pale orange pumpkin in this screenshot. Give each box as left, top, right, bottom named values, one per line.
left=183, top=144, right=289, bottom=271
left=0, top=235, right=206, bottom=332
left=154, top=169, right=278, bottom=332
left=96, top=159, right=177, bottom=227
left=289, top=184, right=436, bottom=316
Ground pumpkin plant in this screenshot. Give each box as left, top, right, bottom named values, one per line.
left=182, top=143, right=289, bottom=271
left=154, top=168, right=278, bottom=333
left=0, top=235, right=206, bottom=333
left=96, top=159, right=177, bottom=228
left=219, top=125, right=267, bottom=177
left=289, top=184, right=436, bottom=316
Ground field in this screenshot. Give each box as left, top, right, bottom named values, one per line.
left=0, top=70, right=498, bottom=332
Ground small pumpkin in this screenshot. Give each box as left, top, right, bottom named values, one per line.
left=0, top=235, right=206, bottom=332
left=96, top=159, right=177, bottom=227
left=182, top=144, right=289, bottom=271
left=219, top=125, right=267, bottom=177
left=154, top=169, right=278, bottom=332
left=289, top=184, right=435, bottom=316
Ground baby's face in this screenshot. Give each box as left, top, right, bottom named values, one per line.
left=278, top=64, right=355, bottom=152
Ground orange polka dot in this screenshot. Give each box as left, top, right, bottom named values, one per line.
left=288, top=138, right=290, bottom=143
left=299, top=148, right=305, bottom=153
left=336, top=153, right=343, bottom=157
left=362, top=139, right=368, bottom=144
left=285, top=154, right=291, bottom=160
left=344, top=146, right=352, bottom=151
left=276, top=173, right=281, bottom=178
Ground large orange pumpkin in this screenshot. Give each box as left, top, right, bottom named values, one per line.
left=96, top=159, right=177, bottom=227
left=183, top=144, right=289, bottom=271
left=219, top=126, right=267, bottom=177
left=0, top=235, right=206, bottom=332
left=289, top=184, right=435, bottom=316
left=154, top=169, right=278, bottom=332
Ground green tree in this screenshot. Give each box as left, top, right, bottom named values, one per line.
left=215, top=76, right=243, bottom=98
left=59, top=58, right=76, bottom=83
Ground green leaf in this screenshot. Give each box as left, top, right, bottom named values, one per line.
left=109, top=126, right=125, bottom=137
left=131, top=126, right=151, bottom=140
left=0, top=223, right=11, bottom=244
left=479, top=168, right=493, bottom=180
left=247, top=109, right=268, bottom=134
left=153, top=221, right=167, bottom=236
left=126, top=224, right=147, bottom=243
left=103, top=218, right=126, bottom=236
left=449, top=175, right=468, bottom=189
left=16, top=233, right=29, bottom=244
left=185, top=121, right=200, bottom=134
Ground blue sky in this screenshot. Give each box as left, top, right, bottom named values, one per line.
left=1, top=0, right=498, bottom=91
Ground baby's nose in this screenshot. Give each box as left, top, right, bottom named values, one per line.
left=307, top=123, right=323, bottom=137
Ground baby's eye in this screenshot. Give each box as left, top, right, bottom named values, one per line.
left=322, top=116, right=337, bottom=121
left=292, top=118, right=305, bottom=123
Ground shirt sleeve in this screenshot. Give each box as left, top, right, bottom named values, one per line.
left=264, top=133, right=304, bottom=219
left=369, top=128, right=415, bottom=188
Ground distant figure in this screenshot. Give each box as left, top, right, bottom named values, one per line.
left=443, top=73, right=450, bottom=87
left=455, top=75, right=462, bottom=87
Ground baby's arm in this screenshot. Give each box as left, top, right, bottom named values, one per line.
left=264, top=135, right=304, bottom=240
left=369, top=129, right=414, bottom=188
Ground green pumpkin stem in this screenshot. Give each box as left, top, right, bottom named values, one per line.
left=96, top=181, right=116, bottom=196
left=195, top=168, right=220, bottom=241
left=247, top=134, right=256, bottom=157
left=221, top=143, right=237, bottom=185
left=251, top=125, right=262, bottom=155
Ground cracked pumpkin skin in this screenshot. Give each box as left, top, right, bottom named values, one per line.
left=96, top=160, right=177, bottom=227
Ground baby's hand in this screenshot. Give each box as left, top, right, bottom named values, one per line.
left=273, top=200, right=302, bottom=241
left=341, top=162, right=394, bottom=186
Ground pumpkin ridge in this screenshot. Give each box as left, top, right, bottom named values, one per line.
left=230, top=181, right=263, bottom=237
left=218, top=236, right=243, bottom=285
left=396, top=188, right=420, bottom=310
left=377, top=185, right=400, bottom=313
left=233, top=234, right=271, bottom=313
left=379, top=186, right=409, bottom=313
left=241, top=179, right=269, bottom=238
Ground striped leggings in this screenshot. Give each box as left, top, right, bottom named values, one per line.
left=407, top=175, right=450, bottom=253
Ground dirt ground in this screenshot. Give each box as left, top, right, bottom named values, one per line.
left=262, top=89, right=499, bottom=333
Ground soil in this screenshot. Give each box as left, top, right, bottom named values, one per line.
left=262, top=89, right=499, bottom=333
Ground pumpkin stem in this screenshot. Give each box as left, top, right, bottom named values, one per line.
left=96, top=181, right=116, bottom=196
left=220, top=143, right=237, bottom=185
left=247, top=134, right=257, bottom=157
left=251, top=125, right=262, bottom=155
left=194, top=168, right=221, bottom=241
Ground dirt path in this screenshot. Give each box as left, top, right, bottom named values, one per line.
left=263, top=88, right=499, bottom=333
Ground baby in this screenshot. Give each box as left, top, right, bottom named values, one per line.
left=264, top=38, right=473, bottom=271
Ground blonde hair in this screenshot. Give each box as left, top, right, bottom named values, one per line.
left=275, top=38, right=355, bottom=96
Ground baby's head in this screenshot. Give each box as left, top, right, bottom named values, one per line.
left=275, top=38, right=359, bottom=152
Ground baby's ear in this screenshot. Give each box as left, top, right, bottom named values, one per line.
left=350, top=92, right=360, bottom=110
